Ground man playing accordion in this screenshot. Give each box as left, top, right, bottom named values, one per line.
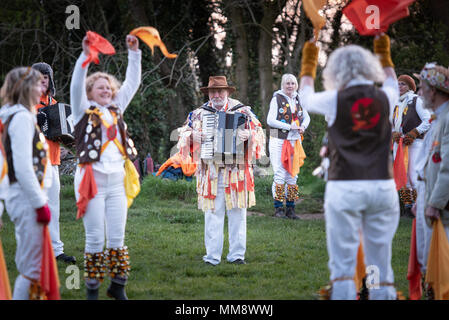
left=177, top=76, right=265, bottom=266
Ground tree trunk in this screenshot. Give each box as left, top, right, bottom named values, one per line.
left=230, top=3, right=249, bottom=104
left=257, top=1, right=277, bottom=124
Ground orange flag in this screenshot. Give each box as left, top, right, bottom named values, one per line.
left=82, top=31, right=116, bottom=68
left=0, top=238, right=12, bottom=300
left=425, top=219, right=449, bottom=300
left=393, top=137, right=407, bottom=191
left=129, top=27, right=177, bottom=59
left=76, top=163, right=98, bottom=220
left=303, top=0, right=328, bottom=38
left=354, top=238, right=366, bottom=292
left=407, top=218, right=422, bottom=300
left=40, top=226, right=60, bottom=300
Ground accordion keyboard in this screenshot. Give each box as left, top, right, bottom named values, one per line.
left=200, top=112, right=216, bottom=160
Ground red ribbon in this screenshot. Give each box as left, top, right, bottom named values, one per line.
left=82, top=31, right=116, bottom=68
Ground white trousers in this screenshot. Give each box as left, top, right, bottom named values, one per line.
left=6, top=184, right=44, bottom=299
left=47, top=165, right=64, bottom=256
left=269, top=137, right=298, bottom=198
left=203, top=172, right=247, bottom=265
left=415, top=180, right=433, bottom=273
left=324, top=180, right=399, bottom=300
left=74, top=167, right=127, bottom=253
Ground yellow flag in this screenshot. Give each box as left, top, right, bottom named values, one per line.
left=303, top=0, right=328, bottom=38
left=130, top=26, right=177, bottom=59
left=426, top=219, right=449, bottom=300
left=124, top=158, right=141, bottom=208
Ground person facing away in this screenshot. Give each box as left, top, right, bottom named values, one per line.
left=299, top=34, right=400, bottom=300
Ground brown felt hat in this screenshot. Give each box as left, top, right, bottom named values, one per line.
left=398, top=74, right=416, bottom=92
left=200, top=76, right=236, bottom=95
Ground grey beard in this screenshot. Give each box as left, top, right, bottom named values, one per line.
left=211, top=99, right=226, bottom=110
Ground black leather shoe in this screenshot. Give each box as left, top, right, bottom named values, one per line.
left=231, top=259, right=246, bottom=265
left=107, top=281, right=128, bottom=300
left=86, top=288, right=99, bottom=300
left=56, top=253, right=77, bottom=264
left=274, top=207, right=285, bottom=218
left=285, top=207, right=300, bottom=220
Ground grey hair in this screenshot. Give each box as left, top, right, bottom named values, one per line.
left=322, top=45, right=385, bottom=91
left=281, top=73, right=298, bottom=91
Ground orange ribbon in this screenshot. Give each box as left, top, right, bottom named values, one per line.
left=76, top=163, right=98, bottom=220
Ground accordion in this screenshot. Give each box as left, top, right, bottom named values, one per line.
left=200, top=108, right=248, bottom=161
left=37, top=102, right=75, bottom=145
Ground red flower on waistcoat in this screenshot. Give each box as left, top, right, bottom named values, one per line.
left=350, top=97, right=380, bottom=131
left=432, top=152, right=442, bottom=163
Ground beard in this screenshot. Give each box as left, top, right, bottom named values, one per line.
left=211, top=97, right=226, bottom=109
left=421, top=95, right=433, bottom=110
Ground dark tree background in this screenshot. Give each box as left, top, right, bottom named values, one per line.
left=1, top=0, right=448, bottom=168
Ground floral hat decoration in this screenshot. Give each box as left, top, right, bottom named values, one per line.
left=415, top=62, right=449, bottom=94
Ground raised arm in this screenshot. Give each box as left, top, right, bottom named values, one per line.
left=70, top=36, right=91, bottom=124
left=115, top=35, right=142, bottom=113
left=374, top=34, right=399, bottom=117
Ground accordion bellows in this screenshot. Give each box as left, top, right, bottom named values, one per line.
left=37, top=102, right=75, bottom=145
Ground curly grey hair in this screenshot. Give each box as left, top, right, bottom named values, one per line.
left=322, top=45, right=385, bottom=91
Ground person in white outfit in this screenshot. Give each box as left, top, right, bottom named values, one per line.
left=391, top=74, right=431, bottom=216
left=299, top=34, right=400, bottom=300
left=415, top=62, right=449, bottom=299
left=70, top=34, right=141, bottom=300
left=176, top=76, right=266, bottom=266
left=31, top=62, right=76, bottom=264
left=0, top=66, right=53, bottom=299
left=267, top=74, right=310, bottom=219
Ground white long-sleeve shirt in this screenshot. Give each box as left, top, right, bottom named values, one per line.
left=70, top=50, right=142, bottom=174
left=300, top=77, right=399, bottom=185
left=300, top=77, right=399, bottom=127
left=392, top=90, right=431, bottom=135
left=0, top=104, right=50, bottom=209
left=267, top=90, right=311, bottom=140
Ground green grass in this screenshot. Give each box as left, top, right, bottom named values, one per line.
left=0, top=173, right=414, bottom=300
